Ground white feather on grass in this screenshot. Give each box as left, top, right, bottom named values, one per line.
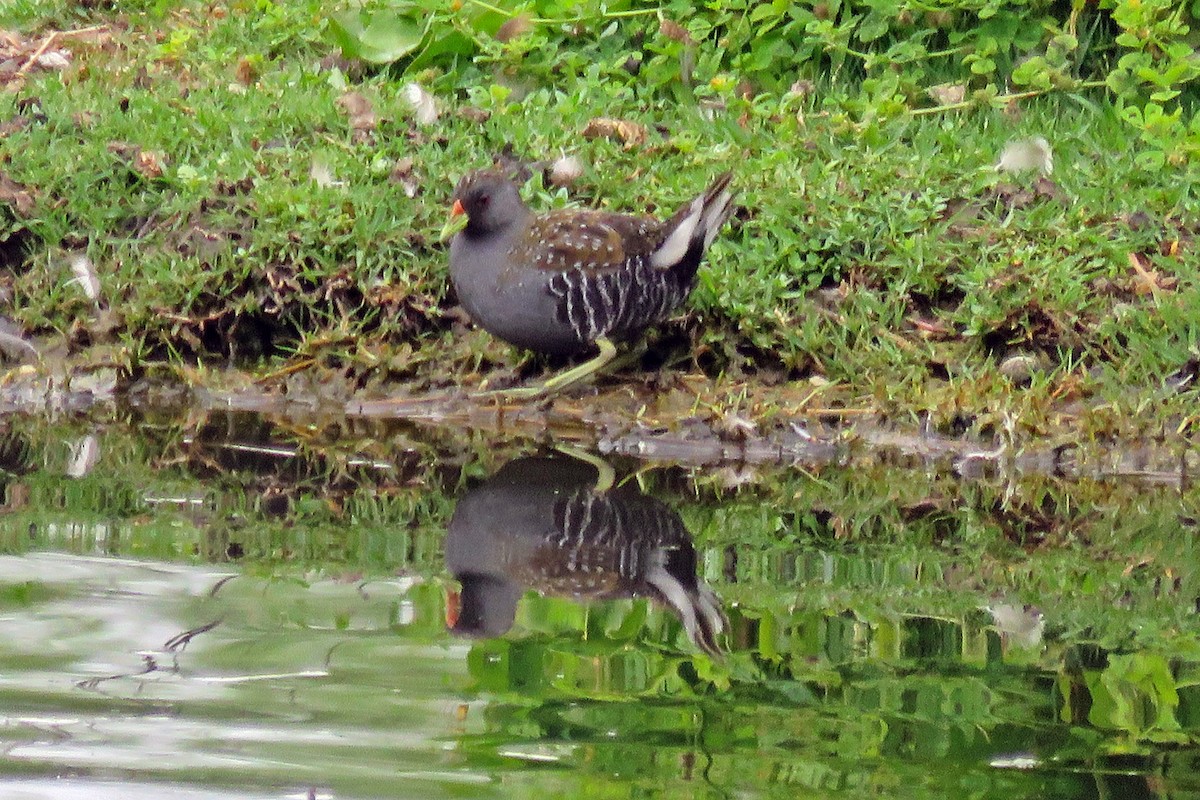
left=404, top=82, right=439, bottom=127
left=310, top=155, right=341, bottom=188
left=67, top=252, right=100, bottom=302
left=548, top=154, right=584, bottom=187
left=996, top=136, right=1053, bottom=175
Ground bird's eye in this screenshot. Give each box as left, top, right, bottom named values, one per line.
left=477, top=193, right=490, bottom=206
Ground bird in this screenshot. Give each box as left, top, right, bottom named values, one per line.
left=444, top=452, right=727, bottom=655
left=442, top=169, right=735, bottom=398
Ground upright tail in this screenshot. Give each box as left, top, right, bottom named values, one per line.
left=649, top=172, right=736, bottom=278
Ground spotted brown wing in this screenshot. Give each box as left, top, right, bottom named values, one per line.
left=513, top=210, right=664, bottom=275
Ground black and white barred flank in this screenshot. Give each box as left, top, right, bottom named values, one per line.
left=548, top=487, right=688, bottom=567
left=546, top=254, right=694, bottom=343
left=536, top=487, right=725, bottom=653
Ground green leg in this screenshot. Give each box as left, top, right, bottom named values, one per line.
left=480, top=337, right=619, bottom=401
left=552, top=443, right=615, bottom=492
left=605, top=338, right=648, bottom=374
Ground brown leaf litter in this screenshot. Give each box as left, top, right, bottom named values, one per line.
left=0, top=172, right=36, bottom=217
left=494, top=14, right=532, bottom=43
left=581, top=117, right=647, bottom=149
left=336, top=91, right=377, bottom=142
left=389, top=157, right=420, bottom=198
left=0, top=25, right=112, bottom=90
left=107, top=141, right=166, bottom=180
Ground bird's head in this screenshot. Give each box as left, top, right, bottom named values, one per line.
left=440, top=170, right=528, bottom=241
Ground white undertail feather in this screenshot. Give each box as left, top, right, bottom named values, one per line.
left=646, top=552, right=727, bottom=652
left=649, top=195, right=704, bottom=269
left=646, top=558, right=697, bottom=636
left=649, top=175, right=735, bottom=269
left=702, top=188, right=734, bottom=249
left=695, top=584, right=726, bottom=636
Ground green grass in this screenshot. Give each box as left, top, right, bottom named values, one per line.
left=1, top=0, right=1199, bottom=434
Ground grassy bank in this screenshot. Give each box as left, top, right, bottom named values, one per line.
left=1, top=1, right=1198, bottom=436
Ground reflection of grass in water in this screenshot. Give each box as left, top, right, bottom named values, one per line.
left=0, top=412, right=1197, bottom=766
left=460, top=597, right=1191, bottom=793
left=455, top=656, right=1104, bottom=797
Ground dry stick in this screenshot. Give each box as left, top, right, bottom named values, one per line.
left=15, top=32, right=57, bottom=76
left=15, top=25, right=110, bottom=77
left=54, top=24, right=109, bottom=39
left=255, top=358, right=318, bottom=383
left=1126, top=251, right=1162, bottom=303
left=802, top=407, right=876, bottom=417
left=911, top=81, right=1108, bottom=116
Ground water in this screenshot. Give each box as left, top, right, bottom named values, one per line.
left=1, top=410, right=1198, bottom=799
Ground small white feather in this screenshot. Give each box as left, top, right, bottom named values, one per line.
left=549, top=154, right=584, bottom=187
left=37, top=50, right=71, bottom=70
left=66, top=434, right=100, bottom=478
left=67, top=253, right=100, bottom=302
left=996, top=136, right=1053, bottom=175
left=404, top=82, right=439, bottom=126
left=310, top=156, right=340, bottom=188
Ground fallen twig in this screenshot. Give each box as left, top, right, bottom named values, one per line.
left=16, top=32, right=57, bottom=77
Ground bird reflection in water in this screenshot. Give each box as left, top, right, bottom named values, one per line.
left=444, top=452, right=726, bottom=655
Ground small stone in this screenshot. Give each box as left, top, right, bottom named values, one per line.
left=998, top=353, right=1041, bottom=383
